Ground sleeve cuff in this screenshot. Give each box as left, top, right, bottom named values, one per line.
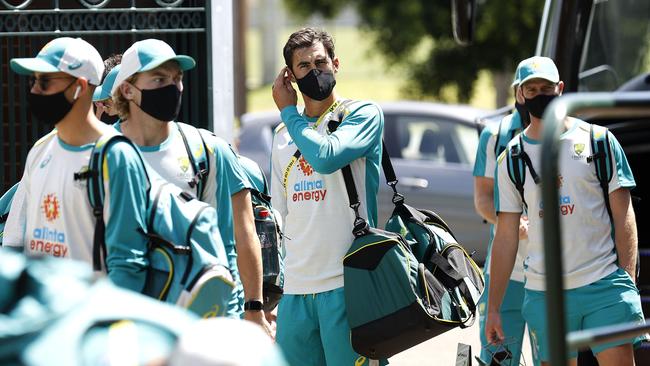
left=280, top=105, right=299, bottom=123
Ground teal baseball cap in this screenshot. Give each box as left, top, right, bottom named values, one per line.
left=511, top=58, right=528, bottom=87
left=93, top=64, right=121, bottom=101
left=515, top=56, right=560, bottom=86
left=10, top=37, right=104, bottom=85
left=111, top=39, right=196, bottom=95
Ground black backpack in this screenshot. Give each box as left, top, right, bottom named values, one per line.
left=250, top=181, right=284, bottom=312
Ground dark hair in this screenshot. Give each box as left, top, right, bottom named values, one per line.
left=101, top=53, right=122, bottom=83
left=283, top=28, right=335, bottom=70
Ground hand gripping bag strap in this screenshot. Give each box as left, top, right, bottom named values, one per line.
left=588, top=124, right=613, bottom=224
left=176, top=122, right=211, bottom=199
left=83, top=134, right=150, bottom=272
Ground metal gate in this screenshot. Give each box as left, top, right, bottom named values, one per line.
left=0, top=0, right=210, bottom=192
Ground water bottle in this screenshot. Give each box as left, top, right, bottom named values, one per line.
left=254, top=205, right=280, bottom=283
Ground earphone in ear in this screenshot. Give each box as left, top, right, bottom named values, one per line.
left=73, top=85, right=81, bottom=100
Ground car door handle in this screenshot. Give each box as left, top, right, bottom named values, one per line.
left=398, top=177, right=429, bottom=189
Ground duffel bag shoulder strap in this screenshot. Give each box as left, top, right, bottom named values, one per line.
left=327, top=100, right=370, bottom=237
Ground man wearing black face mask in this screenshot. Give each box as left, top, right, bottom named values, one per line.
left=271, top=28, right=385, bottom=366
left=3, top=37, right=159, bottom=293
left=486, top=56, right=646, bottom=366
left=473, top=62, right=536, bottom=366
left=111, top=39, right=272, bottom=336
left=93, top=54, right=122, bottom=124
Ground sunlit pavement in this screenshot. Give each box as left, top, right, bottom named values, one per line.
left=388, top=317, right=534, bottom=366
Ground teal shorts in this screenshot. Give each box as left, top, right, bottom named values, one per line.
left=478, top=274, right=539, bottom=365
left=522, top=268, right=646, bottom=361
left=276, top=287, right=388, bottom=366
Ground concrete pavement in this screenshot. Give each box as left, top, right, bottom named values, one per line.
left=387, top=318, right=534, bottom=365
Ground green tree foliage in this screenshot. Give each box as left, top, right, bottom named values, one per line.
left=283, top=0, right=545, bottom=103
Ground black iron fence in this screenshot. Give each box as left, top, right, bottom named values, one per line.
left=0, top=0, right=209, bottom=192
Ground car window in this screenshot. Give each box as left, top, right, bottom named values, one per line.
left=239, top=120, right=282, bottom=156
left=386, top=115, right=477, bottom=165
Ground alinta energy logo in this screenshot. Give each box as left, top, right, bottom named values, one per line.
left=298, top=156, right=314, bottom=176
left=41, top=193, right=60, bottom=222
left=538, top=175, right=574, bottom=218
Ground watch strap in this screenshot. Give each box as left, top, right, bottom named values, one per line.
left=244, top=300, right=264, bottom=311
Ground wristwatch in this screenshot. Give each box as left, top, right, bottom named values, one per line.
left=244, top=300, right=264, bottom=311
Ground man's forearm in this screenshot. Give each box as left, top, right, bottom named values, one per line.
left=487, top=213, right=520, bottom=313
left=487, top=252, right=515, bottom=313
left=232, top=190, right=264, bottom=301
left=476, top=196, right=497, bottom=224
left=616, top=202, right=638, bottom=280
left=236, top=234, right=264, bottom=301
left=610, top=189, right=638, bottom=281
left=474, top=177, right=497, bottom=224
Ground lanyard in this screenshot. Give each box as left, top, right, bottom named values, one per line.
left=281, top=100, right=341, bottom=195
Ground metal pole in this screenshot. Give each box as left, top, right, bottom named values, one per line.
left=541, top=88, right=569, bottom=366
left=568, top=320, right=650, bottom=350
left=207, top=0, right=235, bottom=143
left=541, top=91, right=650, bottom=365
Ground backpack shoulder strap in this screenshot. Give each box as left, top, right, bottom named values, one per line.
left=176, top=122, right=211, bottom=199
left=494, top=116, right=506, bottom=157
left=495, top=114, right=520, bottom=157
left=80, top=134, right=144, bottom=271
left=588, top=123, right=613, bottom=222
left=506, top=135, right=528, bottom=210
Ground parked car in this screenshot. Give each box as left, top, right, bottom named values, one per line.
left=238, top=101, right=490, bottom=263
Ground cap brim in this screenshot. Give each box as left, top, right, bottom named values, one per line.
left=520, top=74, right=560, bottom=85
left=93, top=85, right=109, bottom=102
left=140, top=55, right=196, bottom=72
left=10, top=58, right=60, bottom=75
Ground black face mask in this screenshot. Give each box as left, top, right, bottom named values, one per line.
left=134, top=84, right=182, bottom=122
left=524, top=94, right=558, bottom=119
left=99, top=113, right=120, bottom=124
left=27, top=81, right=77, bottom=126
left=514, top=101, right=531, bottom=126
left=296, top=69, right=336, bottom=101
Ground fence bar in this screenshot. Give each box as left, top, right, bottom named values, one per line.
left=0, top=7, right=205, bottom=15
left=568, top=320, right=650, bottom=350
left=0, top=29, right=205, bottom=37
left=541, top=91, right=650, bottom=365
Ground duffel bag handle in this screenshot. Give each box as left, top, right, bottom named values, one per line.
left=428, top=251, right=477, bottom=325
